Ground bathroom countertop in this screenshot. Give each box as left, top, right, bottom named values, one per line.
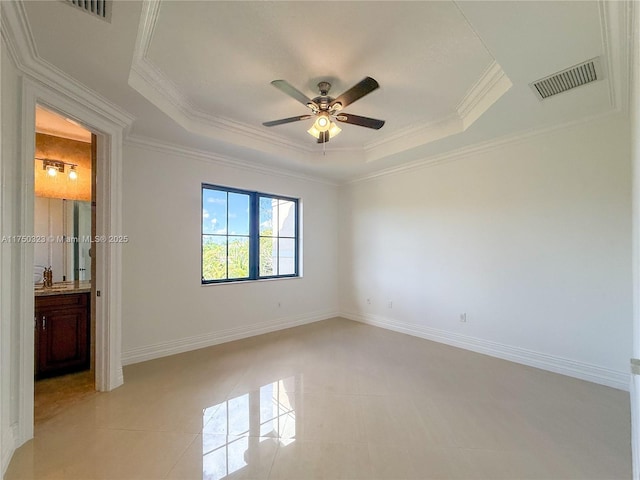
left=35, top=281, right=92, bottom=297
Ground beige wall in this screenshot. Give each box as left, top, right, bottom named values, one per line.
left=34, top=133, right=91, bottom=202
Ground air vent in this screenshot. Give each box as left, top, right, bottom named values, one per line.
left=531, top=58, right=602, bottom=100
left=65, top=0, right=111, bottom=21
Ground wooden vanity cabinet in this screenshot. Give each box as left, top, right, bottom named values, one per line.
left=35, top=292, right=90, bottom=379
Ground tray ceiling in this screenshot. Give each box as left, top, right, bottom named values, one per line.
left=15, top=0, right=627, bottom=182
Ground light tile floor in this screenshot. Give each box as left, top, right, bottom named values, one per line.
left=5, top=318, right=631, bottom=479
left=34, top=370, right=96, bottom=425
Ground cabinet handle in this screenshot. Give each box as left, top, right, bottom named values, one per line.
left=42, top=316, right=46, bottom=331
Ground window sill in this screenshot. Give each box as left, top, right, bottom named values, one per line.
left=201, top=276, right=302, bottom=286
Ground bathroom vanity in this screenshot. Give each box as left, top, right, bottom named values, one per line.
left=34, top=282, right=91, bottom=379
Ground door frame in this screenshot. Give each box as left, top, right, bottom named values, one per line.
left=17, top=77, right=124, bottom=443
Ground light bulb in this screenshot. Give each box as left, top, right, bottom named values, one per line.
left=47, top=166, right=57, bottom=177
left=314, top=113, right=331, bottom=132
left=69, top=166, right=78, bottom=180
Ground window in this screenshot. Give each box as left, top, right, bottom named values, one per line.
left=202, top=184, right=299, bottom=283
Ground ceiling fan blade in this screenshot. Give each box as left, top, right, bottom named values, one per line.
left=335, top=113, right=385, bottom=129
left=262, top=115, right=313, bottom=127
left=271, top=80, right=317, bottom=110
left=330, top=77, right=380, bottom=110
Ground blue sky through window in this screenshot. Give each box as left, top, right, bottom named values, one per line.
left=203, top=189, right=250, bottom=236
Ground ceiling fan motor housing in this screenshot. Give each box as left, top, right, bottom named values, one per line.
left=312, top=82, right=334, bottom=110
left=317, top=81, right=331, bottom=96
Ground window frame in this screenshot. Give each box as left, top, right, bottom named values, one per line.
left=201, top=183, right=300, bottom=284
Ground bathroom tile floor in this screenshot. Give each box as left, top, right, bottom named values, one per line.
left=5, top=318, right=631, bottom=479
left=34, top=370, right=96, bottom=425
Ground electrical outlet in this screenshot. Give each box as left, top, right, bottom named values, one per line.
left=366, top=298, right=371, bottom=305
left=388, top=301, right=393, bottom=309
left=460, top=313, right=467, bottom=323
left=278, top=302, right=282, bottom=308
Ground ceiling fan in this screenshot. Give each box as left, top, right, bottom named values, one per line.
left=263, top=77, right=385, bottom=144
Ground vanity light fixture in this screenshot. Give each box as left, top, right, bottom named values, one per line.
left=46, top=164, right=59, bottom=177
left=37, top=158, right=79, bottom=180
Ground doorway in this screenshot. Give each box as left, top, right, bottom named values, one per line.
left=15, top=76, right=124, bottom=448
left=33, top=105, right=97, bottom=424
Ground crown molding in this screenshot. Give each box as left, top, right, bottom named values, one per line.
left=130, top=0, right=514, bottom=166
left=129, top=0, right=314, bottom=161
left=349, top=0, right=632, bottom=184
left=623, top=0, right=633, bottom=114
left=1, top=1, right=135, bottom=131
left=363, top=114, right=463, bottom=163
left=348, top=109, right=623, bottom=185
left=1, top=2, right=30, bottom=69
left=129, top=55, right=314, bottom=157
left=457, top=61, right=513, bottom=130
left=128, top=0, right=626, bottom=177
left=361, top=62, right=511, bottom=163
left=124, top=133, right=339, bottom=187
left=0, top=0, right=38, bottom=63
left=598, top=0, right=616, bottom=109
left=598, top=0, right=631, bottom=114
left=131, top=0, right=160, bottom=62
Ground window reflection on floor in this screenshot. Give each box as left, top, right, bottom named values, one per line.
left=201, top=375, right=299, bottom=479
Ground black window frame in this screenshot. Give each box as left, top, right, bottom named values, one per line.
left=201, top=183, right=300, bottom=284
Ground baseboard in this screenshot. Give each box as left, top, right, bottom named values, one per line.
left=342, top=311, right=630, bottom=391
left=1, top=423, right=18, bottom=480
left=121, top=310, right=338, bottom=366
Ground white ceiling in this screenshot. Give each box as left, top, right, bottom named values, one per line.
left=35, top=106, right=92, bottom=143
left=147, top=2, right=492, bottom=137
left=20, top=1, right=627, bottom=182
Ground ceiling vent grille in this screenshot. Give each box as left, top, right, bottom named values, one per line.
left=531, top=58, right=602, bottom=100
left=65, top=0, right=110, bottom=21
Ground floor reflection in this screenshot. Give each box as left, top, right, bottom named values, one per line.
left=201, top=375, right=299, bottom=479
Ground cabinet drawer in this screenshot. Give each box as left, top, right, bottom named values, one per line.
left=36, top=292, right=88, bottom=310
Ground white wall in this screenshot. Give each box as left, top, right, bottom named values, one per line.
left=120, top=141, right=339, bottom=364
left=629, top=3, right=640, bottom=477
left=339, top=113, right=632, bottom=389
left=1, top=35, right=22, bottom=477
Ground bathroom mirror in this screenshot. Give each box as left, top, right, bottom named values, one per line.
left=34, top=197, right=92, bottom=284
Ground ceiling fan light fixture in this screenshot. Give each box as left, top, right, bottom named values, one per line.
left=328, top=122, right=341, bottom=137
left=307, top=121, right=341, bottom=140
left=307, top=125, right=320, bottom=138
left=314, top=112, right=331, bottom=132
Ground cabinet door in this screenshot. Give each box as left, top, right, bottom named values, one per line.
left=37, top=306, right=89, bottom=377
